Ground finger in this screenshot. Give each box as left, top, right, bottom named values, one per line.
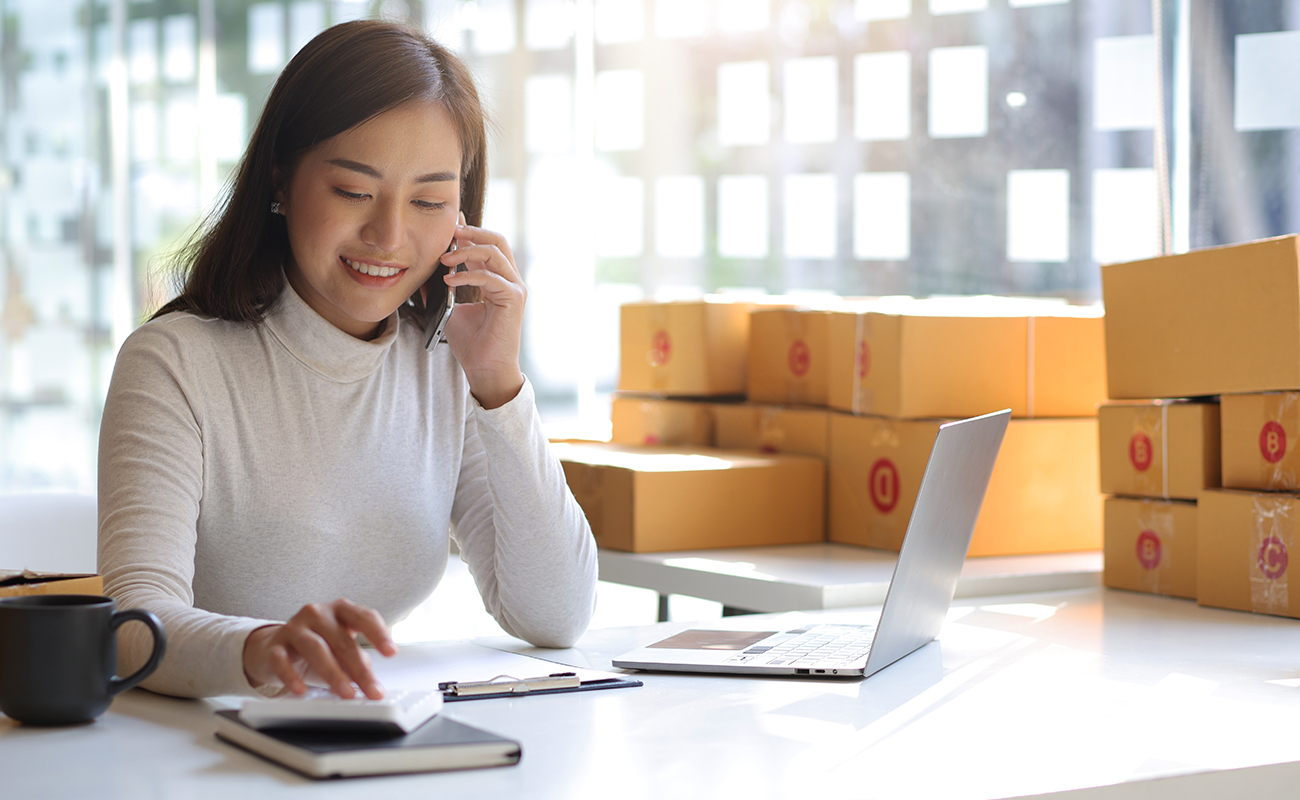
left=441, top=244, right=521, bottom=285
left=284, top=624, right=359, bottom=699
left=269, top=643, right=309, bottom=696
left=447, top=224, right=516, bottom=270
left=321, top=603, right=389, bottom=700
left=445, top=268, right=525, bottom=309
left=335, top=600, right=399, bottom=658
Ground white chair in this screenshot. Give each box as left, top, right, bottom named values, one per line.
left=0, top=492, right=98, bottom=574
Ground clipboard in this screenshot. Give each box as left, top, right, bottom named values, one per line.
left=438, top=671, right=642, bottom=702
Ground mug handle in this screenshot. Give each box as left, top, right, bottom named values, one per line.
left=109, top=609, right=168, bottom=696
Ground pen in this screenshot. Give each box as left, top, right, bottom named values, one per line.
left=439, top=672, right=581, bottom=697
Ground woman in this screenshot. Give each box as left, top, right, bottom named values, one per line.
left=97, top=20, right=597, bottom=699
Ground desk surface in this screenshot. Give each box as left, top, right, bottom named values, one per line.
left=598, top=544, right=1103, bottom=612
left=5, top=587, right=1300, bottom=800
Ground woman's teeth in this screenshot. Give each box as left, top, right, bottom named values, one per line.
left=344, top=258, right=401, bottom=278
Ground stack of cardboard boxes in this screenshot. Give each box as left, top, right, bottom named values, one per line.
left=1101, top=234, right=1300, bottom=619
left=562, top=294, right=1108, bottom=556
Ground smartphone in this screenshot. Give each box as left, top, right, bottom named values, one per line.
left=422, top=259, right=455, bottom=350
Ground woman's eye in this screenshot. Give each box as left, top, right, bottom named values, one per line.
left=333, top=188, right=367, bottom=201
left=413, top=200, right=448, bottom=211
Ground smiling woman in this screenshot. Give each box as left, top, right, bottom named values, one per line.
left=96, top=20, right=596, bottom=701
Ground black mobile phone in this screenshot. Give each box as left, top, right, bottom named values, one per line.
left=422, top=260, right=455, bottom=350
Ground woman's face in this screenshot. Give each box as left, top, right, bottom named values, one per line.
left=277, top=99, right=462, bottom=339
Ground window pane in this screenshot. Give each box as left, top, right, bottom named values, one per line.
left=785, top=174, right=837, bottom=259
left=655, top=176, right=705, bottom=258
left=930, top=0, right=986, bottom=14
left=595, top=70, right=645, bottom=151
left=1093, top=168, right=1158, bottom=264
left=718, top=0, right=769, bottom=33
left=162, top=15, right=195, bottom=83
left=526, top=74, right=574, bottom=154
left=247, top=3, right=285, bottom=75
left=471, top=0, right=517, bottom=54
left=854, top=173, right=910, bottom=260
left=784, top=57, right=837, bottom=144
left=1093, top=36, right=1156, bottom=131
left=595, top=175, right=644, bottom=258
left=165, top=96, right=198, bottom=164
left=129, top=18, right=158, bottom=84
left=1007, top=169, right=1070, bottom=262
left=855, top=51, right=910, bottom=141
left=718, top=175, right=768, bottom=257
left=718, top=61, right=770, bottom=146
left=1235, top=31, right=1300, bottom=131
left=527, top=0, right=574, bottom=50
left=485, top=178, right=517, bottom=247
left=656, top=0, right=709, bottom=38
left=856, top=0, right=911, bottom=21
left=928, top=45, right=988, bottom=138
left=289, top=2, right=327, bottom=59
left=595, top=0, right=644, bottom=43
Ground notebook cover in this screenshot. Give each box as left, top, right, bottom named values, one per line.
left=214, top=709, right=521, bottom=779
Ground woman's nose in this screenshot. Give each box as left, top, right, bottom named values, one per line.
left=360, top=199, right=404, bottom=252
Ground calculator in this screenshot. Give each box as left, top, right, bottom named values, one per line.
left=238, top=688, right=444, bottom=733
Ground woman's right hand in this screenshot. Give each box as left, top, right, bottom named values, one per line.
left=242, top=598, right=399, bottom=699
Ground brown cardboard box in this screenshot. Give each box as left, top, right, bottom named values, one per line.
left=747, top=308, right=833, bottom=406
left=0, top=571, right=103, bottom=599
left=711, top=403, right=830, bottom=458
left=610, top=396, right=714, bottom=447
left=827, top=306, right=1105, bottom=419
left=828, top=414, right=1101, bottom=556
left=1097, top=401, right=1221, bottom=500
left=1103, top=235, right=1300, bottom=399
left=618, top=299, right=752, bottom=396
left=1197, top=488, right=1300, bottom=619
left=555, top=442, right=825, bottom=552
left=1103, top=496, right=1197, bottom=599
left=1221, top=392, right=1300, bottom=491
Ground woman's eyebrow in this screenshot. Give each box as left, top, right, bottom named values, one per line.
left=326, top=158, right=456, bottom=183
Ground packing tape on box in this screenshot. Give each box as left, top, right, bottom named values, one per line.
left=851, top=313, right=873, bottom=415
left=1134, top=501, right=1175, bottom=595
left=783, top=311, right=812, bottom=404
left=1260, top=392, right=1300, bottom=489
left=1249, top=493, right=1293, bottom=616
left=758, top=407, right=786, bottom=453
left=1161, top=401, right=1170, bottom=499
left=646, top=305, right=670, bottom=391
left=1026, top=317, right=1035, bottom=418
left=1129, top=401, right=1172, bottom=499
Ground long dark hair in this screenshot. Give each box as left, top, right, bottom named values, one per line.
left=153, top=20, right=486, bottom=323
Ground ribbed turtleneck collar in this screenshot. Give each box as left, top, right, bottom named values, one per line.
left=262, top=280, right=401, bottom=383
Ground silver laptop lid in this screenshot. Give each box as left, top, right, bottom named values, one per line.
left=861, top=408, right=1010, bottom=677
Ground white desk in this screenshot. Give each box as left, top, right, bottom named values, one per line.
left=598, top=544, right=1102, bottom=618
left=4, top=587, right=1300, bottom=799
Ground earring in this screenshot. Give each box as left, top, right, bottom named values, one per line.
left=270, top=201, right=282, bottom=215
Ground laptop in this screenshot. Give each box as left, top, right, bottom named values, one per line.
left=611, top=408, right=1011, bottom=679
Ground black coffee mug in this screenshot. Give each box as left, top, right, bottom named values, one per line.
left=0, top=595, right=167, bottom=726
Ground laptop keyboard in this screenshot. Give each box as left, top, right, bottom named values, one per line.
left=724, top=624, right=876, bottom=668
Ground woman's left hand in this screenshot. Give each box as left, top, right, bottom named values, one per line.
left=438, top=215, right=526, bottom=409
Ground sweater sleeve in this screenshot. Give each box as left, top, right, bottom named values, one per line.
left=97, top=323, right=278, bottom=698
left=449, top=378, right=598, bottom=648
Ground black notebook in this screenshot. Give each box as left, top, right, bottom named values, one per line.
left=214, top=709, right=521, bottom=779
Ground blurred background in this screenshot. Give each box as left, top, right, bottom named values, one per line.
left=0, top=0, right=1297, bottom=492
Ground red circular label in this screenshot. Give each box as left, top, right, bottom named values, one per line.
left=869, top=458, right=900, bottom=513
left=1135, top=530, right=1162, bottom=570
left=857, top=341, right=871, bottom=379
left=1258, top=536, right=1289, bottom=580
left=647, top=330, right=671, bottom=367
left=1129, top=432, right=1153, bottom=472
left=788, top=340, right=811, bottom=377
left=1260, top=421, right=1287, bottom=464
left=643, top=434, right=660, bottom=445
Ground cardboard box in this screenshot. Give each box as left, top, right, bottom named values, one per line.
left=1098, top=401, right=1221, bottom=500
left=827, top=305, right=1106, bottom=419
left=1103, top=235, right=1300, bottom=399
left=618, top=299, right=751, bottom=396
left=1221, top=392, right=1300, bottom=491
left=1197, top=488, right=1300, bottom=619
left=0, top=571, right=103, bottom=599
left=555, top=442, right=825, bottom=552
left=747, top=308, right=833, bottom=406
left=711, top=403, right=830, bottom=458
left=610, top=396, right=714, bottom=447
left=828, top=414, right=1101, bottom=556
left=1103, top=497, right=1197, bottom=599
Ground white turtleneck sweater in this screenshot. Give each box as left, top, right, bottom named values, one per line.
left=97, top=283, right=597, bottom=698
